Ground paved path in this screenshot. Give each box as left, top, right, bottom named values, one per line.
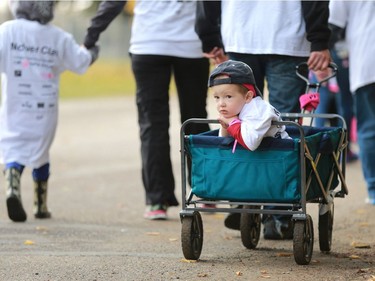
left=0, top=96, right=373, bottom=281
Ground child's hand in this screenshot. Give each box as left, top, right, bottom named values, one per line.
left=218, top=115, right=238, bottom=129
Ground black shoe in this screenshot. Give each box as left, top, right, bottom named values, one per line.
left=263, top=218, right=293, bottom=240
left=263, top=218, right=283, bottom=240
left=281, top=221, right=294, bottom=240
left=224, top=206, right=242, bottom=230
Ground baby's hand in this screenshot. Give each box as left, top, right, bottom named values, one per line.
left=218, top=115, right=238, bottom=129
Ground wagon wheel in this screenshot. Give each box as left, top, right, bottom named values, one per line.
left=240, top=205, right=261, bottom=249
left=293, top=214, right=314, bottom=265
left=181, top=211, right=203, bottom=260
left=319, top=202, right=334, bottom=252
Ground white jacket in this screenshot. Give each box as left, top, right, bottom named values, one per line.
left=239, top=97, right=290, bottom=151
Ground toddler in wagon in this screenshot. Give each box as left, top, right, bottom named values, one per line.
left=209, top=60, right=291, bottom=151
left=209, top=60, right=294, bottom=239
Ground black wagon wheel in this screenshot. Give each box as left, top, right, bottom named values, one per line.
left=181, top=211, right=203, bottom=260
left=319, top=202, right=334, bottom=252
left=293, top=214, right=314, bottom=265
left=240, top=205, right=261, bottom=249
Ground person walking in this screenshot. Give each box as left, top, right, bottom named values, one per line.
left=195, top=0, right=332, bottom=239
left=329, top=0, right=375, bottom=205
left=0, top=0, right=98, bottom=222
left=84, top=0, right=210, bottom=220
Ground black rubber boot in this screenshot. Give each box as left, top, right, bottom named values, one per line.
left=33, top=180, right=51, bottom=219
left=5, top=168, right=27, bottom=222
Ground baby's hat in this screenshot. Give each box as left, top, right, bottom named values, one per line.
left=208, top=60, right=262, bottom=97
left=8, top=0, right=55, bottom=24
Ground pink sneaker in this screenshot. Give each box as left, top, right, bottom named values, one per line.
left=202, top=204, right=216, bottom=209
left=144, top=204, right=168, bottom=220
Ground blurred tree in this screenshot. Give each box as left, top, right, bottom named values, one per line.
left=124, top=1, right=135, bottom=16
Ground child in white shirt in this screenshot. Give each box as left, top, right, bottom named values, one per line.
left=0, top=0, right=98, bottom=222
left=209, top=60, right=290, bottom=151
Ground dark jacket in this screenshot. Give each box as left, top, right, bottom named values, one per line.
left=195, top=1, right=331, bottom=53
left=84, top=0, right=127, bottom=48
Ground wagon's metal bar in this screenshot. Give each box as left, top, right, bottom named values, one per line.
left=282, top=113, right=349, bottom=199
left=180, top=119, right=220, bottom=212
left=304, top=144, right=328, bottom=203
left=332, top=151, right=349, bottom=195
left=273, top=119, right=307, bottom=215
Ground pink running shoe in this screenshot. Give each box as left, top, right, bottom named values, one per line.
left=144, top=204, right=168, bottom=220
left=202, top=204, right=216, bottom=209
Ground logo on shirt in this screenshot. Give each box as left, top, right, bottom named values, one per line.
left=11, top=43, right=58, bottom=56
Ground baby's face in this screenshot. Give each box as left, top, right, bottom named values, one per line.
left=212, top=84, right=251, bottom=118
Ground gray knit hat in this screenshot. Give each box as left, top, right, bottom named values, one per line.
left=9, top=0, right=55, bottom=24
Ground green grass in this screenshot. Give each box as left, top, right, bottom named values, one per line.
left=60, top=59, right=135, bottom=99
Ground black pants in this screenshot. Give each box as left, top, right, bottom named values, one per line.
left=131, top=54, right=210, bottom=206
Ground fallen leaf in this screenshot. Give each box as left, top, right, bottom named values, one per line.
left=260, top=270, right=268, bottom=274
left=197, top=273, right=208, bottom=277
left=24, top=240, right=35, bottom=245
left=351, top=241, right=371, bottom=249
left=276, top=252, right=292, bottom=257
left=260, top=275, right=271, bottom=278
left=359, top=222, right=370, bottom=227
left=169, top=238, right=178, bottom=242
left=357, top=268, right=370, bottom=273
left=35, top=226, right=48, bottom=231
left=236, top=271, right=243, bottom=276
left=146, top=232, right=160, bottom=236
left=349, top=255, right=361, bottom=259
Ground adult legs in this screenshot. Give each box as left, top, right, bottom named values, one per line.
left=311, top=72, right=336, bottom=127
left=173, top=57, right=210, bottom=134
left=266, top=55, right=308, bottom=113
left=131, top=54, right=179, bottom=208
left=332, top=50, right=358, bottom=162
left=355, top=83, right=375, bottom=204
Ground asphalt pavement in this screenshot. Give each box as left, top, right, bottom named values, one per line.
left=0, top=96, right=374, bottom=281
